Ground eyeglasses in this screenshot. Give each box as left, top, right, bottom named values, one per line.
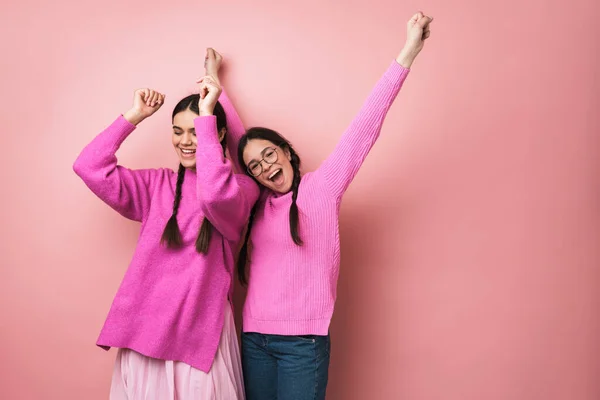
left=247, top=147, right=278, bottom=177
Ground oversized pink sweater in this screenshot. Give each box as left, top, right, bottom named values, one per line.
left=235, top=61, right=410, bottom=335
left=73, top=91, right=259, bottom=372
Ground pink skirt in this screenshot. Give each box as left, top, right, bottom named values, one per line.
left=109, top=303, right=245, bottom=400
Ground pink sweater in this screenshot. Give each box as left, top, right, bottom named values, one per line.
left=73, top=91, right=259, bottom=372
left=237, top=61, right=409, bottom=335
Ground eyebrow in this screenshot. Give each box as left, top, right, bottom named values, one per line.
left=172, top=126, right=195, bottom=133
left=261, top=147, right=273, bottom=156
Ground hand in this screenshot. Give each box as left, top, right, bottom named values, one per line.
left=196, top=75, right=222, bottom=116
left=396, top=12, right=433, bottom=68
left=204, top=48, right=223, bottom=84
left=123, top=88, right=165, bottom=125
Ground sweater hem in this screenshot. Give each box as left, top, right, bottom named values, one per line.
left=242, top=317, right=332, bottom=336
left=96, top=338, right=215, bottom=373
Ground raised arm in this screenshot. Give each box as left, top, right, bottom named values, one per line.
left=203, top=48, right=246, bottom=173
left=195, top=75, right=259, bottom=242
left=318, top=12, right=433, bottom=201
left=73, top=89, right=167, bottom=222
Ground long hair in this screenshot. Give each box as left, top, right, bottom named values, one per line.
left=236, top=127, right=303, bottom=285
left=160, top=95, right=227, bottom=254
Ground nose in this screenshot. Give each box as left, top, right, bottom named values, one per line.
left=260, top=159, right=273, bottom=175
left=181, top=132, right=193, bottom=145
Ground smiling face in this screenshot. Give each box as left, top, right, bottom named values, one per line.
left=172, top=109, right=199, bottom=169
left=172, top=106, right=227, bottom=169
left=242, top=138, right=294, bottom=194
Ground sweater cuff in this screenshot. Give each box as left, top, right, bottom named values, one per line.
left=194, top=115, right=223, bottom=158
left=388, top=59, right=411, bottom=81
left=111, top=115, right=137, bottom=146
left=194, top=115, right=221, bottom=147
left=115, top=114, right=137, bottom=130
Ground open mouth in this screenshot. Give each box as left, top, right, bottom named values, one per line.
left=267, top=168, right=284, bottom=185
left=180, top=148, right=196, bottom=158
left=268, top=169, right=282, bottom=180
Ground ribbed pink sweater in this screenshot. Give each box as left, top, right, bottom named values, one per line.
left=73, top=91, right=258, bottom=372
left=236, top=61, right=410, bottom=335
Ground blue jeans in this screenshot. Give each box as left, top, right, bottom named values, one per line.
left=242, top=332, right=331, bottom=400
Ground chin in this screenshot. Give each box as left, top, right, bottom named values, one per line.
left=180, top=160, right=196, bottom=169
left=273, top=184, right=293, bottom=194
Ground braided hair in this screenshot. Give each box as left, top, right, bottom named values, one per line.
left=160, top=94, right=227, bottom=254
left=236, top=127, right=302, bottom=285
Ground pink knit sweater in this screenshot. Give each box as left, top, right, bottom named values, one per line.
left=234, top=61, right=410, bottom=335
left=73, top=91, right=258, bottom=372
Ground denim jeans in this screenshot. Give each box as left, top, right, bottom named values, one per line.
left=242, top=332, right=331, bottom=400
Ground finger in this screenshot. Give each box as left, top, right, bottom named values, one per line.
left=199, top=83, right=208, bottom=99
left=202, top=82, right=217, bottom=94
left=158, top=94, right=165, bottom=105
left=417, top=15, right=433, bottom=29
left=146, top=90, right=153, bottom=106
left=207, top=83, right=219, bottom=92
left=152, top=91, right=160, bottom=107
left=422, top=31, right=431, bottom=40
left=141, top=88, right=149, bottom=103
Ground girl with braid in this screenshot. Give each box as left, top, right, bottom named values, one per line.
left=210, top=12, right=433, bottom=400
left=73, top=56, right=258, bottom=399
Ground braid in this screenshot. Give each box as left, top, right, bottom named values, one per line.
left=237, top=204, right=257, bottom=286
left=161, top=164, right=186, bottom=247
left=168, top=96, right=229, bottom=254
left=289, top=150, right=303, bottom=246
left=236, top=128, right=304, bottom=282
left=195, top=219, right=213, bottom=254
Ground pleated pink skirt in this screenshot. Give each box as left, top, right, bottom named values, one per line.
left=109, top=303, right=245, bottom=400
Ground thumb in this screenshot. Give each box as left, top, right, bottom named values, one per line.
left=138, top=88, right=149, bottom=102
left=408, top=11, right=422, bottom=27
left=207, top=47, right=215, bottom=60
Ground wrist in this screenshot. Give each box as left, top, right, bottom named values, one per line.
left=206, top=68, right=220, bottom=79
left=198, top=108, right=214, bottom=116
left=396, top=46, right=420, bottom=68
left=123, top=109, right=145, bottom=125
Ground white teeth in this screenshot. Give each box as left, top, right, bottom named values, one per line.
left=269, top=169, right=281, bottom=179
left=181, top=149, right=195, bottom=154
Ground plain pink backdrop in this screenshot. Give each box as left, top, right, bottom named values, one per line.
left=1, top=0, right=599, bottom=399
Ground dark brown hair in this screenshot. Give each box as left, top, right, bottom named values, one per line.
left=160, top=94, right=226, bottom=254
left=236, top=127, right=302, bottom=284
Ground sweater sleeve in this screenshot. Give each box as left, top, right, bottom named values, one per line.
left=194, top=115, right=260, bottom=242
left=219, top=88, right=245, bottom=174
left=73, top=116, right=161, bottom=222
left=317, top=61, right=410, bottom=201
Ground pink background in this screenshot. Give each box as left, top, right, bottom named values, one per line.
left=1, top=0, right=599, bottom=399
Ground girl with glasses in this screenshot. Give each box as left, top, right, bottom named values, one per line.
left=208, top=11, right=433, bottom=400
